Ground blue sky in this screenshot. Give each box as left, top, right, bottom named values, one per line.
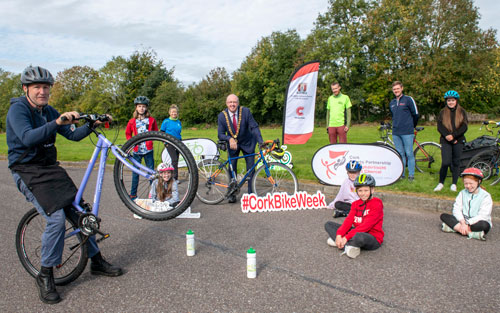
left=0, top=0, right=498, bottom=85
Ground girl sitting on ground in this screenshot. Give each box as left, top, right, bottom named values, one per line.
left=440, top=167, right=492, bottom=240
left=325, top=173, right=384, bottom=259
left=150, top=163, right=179, bottom=206
left=328, top=160, right=362, bottom=218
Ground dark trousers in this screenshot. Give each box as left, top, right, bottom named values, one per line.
left=440, top=213, right=490, bottom=234
left=335, top=201, right=351, bottom=213
left=324, top=221, right=381, bottom=250
left=439, top=140, right=464, bottom=184
left=166, top=144, right=179, bottom=180
left=229, top=146, right=255, bottom=193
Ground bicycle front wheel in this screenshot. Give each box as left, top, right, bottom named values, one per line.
left=251, top=162, right=298, bottom=197
left=414, top=142, right=441, bottom=174
left=467, top=150, right=495, bottom=180
left=113, top=131, right=198, bottom=221
left=196, top=159, right=230, bottom=205
left=15, top=208, right=88, bottom=286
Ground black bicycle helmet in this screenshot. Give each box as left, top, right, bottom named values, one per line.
left=134, top=96, right=150, bottom=106
left=353, top=173, right=376, bottom=187
left=20, top=66, right=54, bottom=86
left=346, top=160, right=362, bottom=173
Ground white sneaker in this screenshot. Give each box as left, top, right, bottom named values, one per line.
left=468, top=231, right=486, bottom=241
left=450, top=184, right=457, bottom=192
left=433, top=183, right=444, bottom=192
left=133, top=214, right=143, bottom=219
left=441, top=223, right=456, bottom=233
left=327, top=237, right=336, bottom=247
left=343, top=245, right=360, bottom=259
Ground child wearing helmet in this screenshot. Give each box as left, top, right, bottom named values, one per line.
left=125, top=96, right=159, bottom=199
left=325, top=174, right=384, bottom=258
left=434, top=90, right=468, bottom=192
left=440, top=168, right=492, bottom=240
left=327, top=160, right=362, bottom=218
left=149, top=163, right=179, bottom=205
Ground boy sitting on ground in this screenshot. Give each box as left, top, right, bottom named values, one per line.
left=327, top=160, right=362, bottom=218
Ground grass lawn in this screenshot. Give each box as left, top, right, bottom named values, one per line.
left=1, top=122, right=499, bottom=202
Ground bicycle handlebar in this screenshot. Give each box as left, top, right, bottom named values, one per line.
left=60, top=113, right=111, bottom=123
left=480, top=120, right=500, bottom=133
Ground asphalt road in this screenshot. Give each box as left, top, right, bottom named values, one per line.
left=0, top=160, right=499, bottom=312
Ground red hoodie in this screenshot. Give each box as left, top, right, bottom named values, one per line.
left=337, top=197, right=384, bottom=244
left=125, top=117, right=158, bottom=152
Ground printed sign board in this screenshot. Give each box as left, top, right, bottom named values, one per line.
left=311, top=144, right=404, bottom=186
left=162, top=138, right=218, bottom=167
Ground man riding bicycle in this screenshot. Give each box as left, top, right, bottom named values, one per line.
left=6, top=66, right=122, bottom=304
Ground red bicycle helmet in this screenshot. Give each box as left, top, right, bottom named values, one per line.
left=460, top=168, right=484, bottom=180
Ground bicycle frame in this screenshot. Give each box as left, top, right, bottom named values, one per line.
left=217, top=148, right=272, bottom=190
left=66, top=131, right=156, bottom=238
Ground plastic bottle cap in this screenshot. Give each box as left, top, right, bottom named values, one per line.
left=186, top=229, right=194, bottom=235
left=247, top=247, right=256, bottom=254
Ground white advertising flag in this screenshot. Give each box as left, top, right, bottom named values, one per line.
left=283, top=61, right=320, bottom=145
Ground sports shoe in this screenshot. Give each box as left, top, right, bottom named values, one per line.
left=467, top=231, right=486, bottom=241
left=408, top=176, right=414, bottom=182
left=133, top=214, right=143, bottom=219
left=333, top=210, right=348, bottom=218
left=327, top=237, right=336, bottom=247
left=343, top=245, right=360, bottom=259
left=441, top=223, right=456, bottom=233
left=433, top=183, right=444, bottom=192
left=450, top=184, right=457, bottom=192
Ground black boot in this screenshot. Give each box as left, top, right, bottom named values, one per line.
left=90, top=252, right=123, bottom=277
left=333, top=210, right=348, bottom=218
left=36, top=266, right=62, bottom=304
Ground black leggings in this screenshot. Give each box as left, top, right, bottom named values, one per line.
left=335, top=201, right=351, bottom=213
left=440, top=213, right=490, bottom=234
left=324, top=221, right=381, bottom=250
left=439, top=140, right=463, bottom=184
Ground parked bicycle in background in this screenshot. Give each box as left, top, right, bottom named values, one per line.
left=377, top=122, right=441, bottom=174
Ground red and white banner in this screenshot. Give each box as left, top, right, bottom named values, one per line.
left=283, top=61, right=320, bottom=145
left=311, top=144, right=404, bottom=186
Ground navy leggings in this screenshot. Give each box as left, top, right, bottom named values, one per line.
left=324, top=221, right=381, bottom=250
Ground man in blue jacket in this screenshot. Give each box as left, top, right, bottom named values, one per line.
left=389, top=81, right=419, bottom=181
left=7, top=66, right=122, bottom=304
left=217, top=94, right=264, bottom=202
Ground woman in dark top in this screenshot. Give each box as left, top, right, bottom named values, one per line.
left=434, top=90, right=468, bottom=192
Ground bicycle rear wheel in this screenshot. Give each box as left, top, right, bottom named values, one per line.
left=113, top=131, right=198, bottom=221
left=196, top=159, right=230, bottom=205
left=467, top=150, right=495, bottom=180
left=251, top=162, right=298, bottom=197
left=414, top=142, right=441, bottom=174
left=16, top=208, right=88, bottom=286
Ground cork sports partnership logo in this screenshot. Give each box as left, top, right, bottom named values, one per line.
left=320, top=150, right=348, bottom=179
left=296, top=106, right=304, bottom=116
left=297, top=83, right=307, bottom=94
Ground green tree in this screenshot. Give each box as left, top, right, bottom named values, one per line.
left=303, top=0, right=374, bottom=122
left=0, top=69, right=23, bottom=131
left=364, top=0, right=498, bottom=118
left=50, top=66, right=98, bottom=113
left=232, top=30, right=303, bottom=123
left=182, top=67, right=231, bottom=126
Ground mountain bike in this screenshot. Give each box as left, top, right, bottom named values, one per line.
left=15, top=114, right=198, bottom=285
left=467, top=121, right=500, bottom=184
left=377, top=122, right=441, bottom=174
left=196, top=139, right=298, bottom=204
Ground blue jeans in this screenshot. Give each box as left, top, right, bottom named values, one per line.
left=131, top=150, right=155, bottom=196
left=12, top=172, right=99, bottom=267
left=393, top=134, right=415, bottom=177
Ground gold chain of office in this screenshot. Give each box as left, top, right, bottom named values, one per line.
left=223, top=109, right=242, bottom=143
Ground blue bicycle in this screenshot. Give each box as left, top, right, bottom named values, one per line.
left=15, top=114, right=198, bottom=285
left=196, top=139, right=298, bottom=204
